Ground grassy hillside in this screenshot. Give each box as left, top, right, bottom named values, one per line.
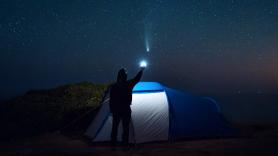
left=0, top=81, right=109, bottom=139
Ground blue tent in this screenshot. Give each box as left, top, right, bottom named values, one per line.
left=85, top=82, right=235, bottom=143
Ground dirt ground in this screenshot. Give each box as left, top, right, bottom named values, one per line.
left=1, top=125, right=278, bottom=156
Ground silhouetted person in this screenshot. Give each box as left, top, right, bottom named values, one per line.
left=109, top=67, right=144, bottom=147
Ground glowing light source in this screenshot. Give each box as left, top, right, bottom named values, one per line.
left=140, top=60, right=147, bottom=68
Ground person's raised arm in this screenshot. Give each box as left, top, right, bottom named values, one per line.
left=128, top=67, right=145, bottom=87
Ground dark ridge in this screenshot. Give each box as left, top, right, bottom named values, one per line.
left=0, top=81, right=109, bottom=140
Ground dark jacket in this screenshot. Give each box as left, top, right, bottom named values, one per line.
left=109, top=70, right=143, bottom=114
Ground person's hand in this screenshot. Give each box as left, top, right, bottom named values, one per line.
left=140, top=66, right=145, bottom=71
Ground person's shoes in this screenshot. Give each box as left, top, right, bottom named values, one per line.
left=122, top=146, right=130, bottom=151
left=110, top=141, right=118, bottom=151
left=122, top=143, right=133, bottom=151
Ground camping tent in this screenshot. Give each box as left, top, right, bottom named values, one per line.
left=85, top=82, right=235, bottom=143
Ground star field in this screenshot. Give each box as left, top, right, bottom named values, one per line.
left=0, top=0, right=278, bottom=99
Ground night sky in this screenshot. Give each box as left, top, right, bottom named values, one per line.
left=1, top=0, right=278, bottom=100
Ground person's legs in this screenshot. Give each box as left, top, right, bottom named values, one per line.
left=111, top=114, right=120, bottom=145
left=122, top=111, right=131, bottom=145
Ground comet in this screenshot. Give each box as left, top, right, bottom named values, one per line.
left=145, top=37, right=150, bottom=52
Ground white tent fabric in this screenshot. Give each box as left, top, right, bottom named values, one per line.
left=131, top=92, right=169, bottom=143
left=85, top=91, right=169, bottom=143
left=85, top=97, right=110, bottom=140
